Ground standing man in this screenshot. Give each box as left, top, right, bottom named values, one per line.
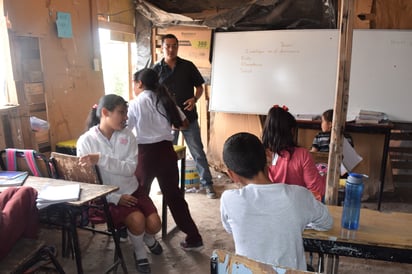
left=153, top=33, right=217, bottom=199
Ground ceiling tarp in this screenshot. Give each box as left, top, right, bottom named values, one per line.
left=135, top=0, right=337, bottom=30
left=134, top=0, right=337, bottom=72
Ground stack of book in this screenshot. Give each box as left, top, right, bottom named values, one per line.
left=36, top=184, right=81, bottom=209
left=295, top=114, right=321, bottom=121
left=355, top=110, right=388, bottom=124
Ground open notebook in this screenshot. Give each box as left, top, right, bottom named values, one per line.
left=36, top=184, right=81, bottom=209
left=0, top=171, right=29, bottom=186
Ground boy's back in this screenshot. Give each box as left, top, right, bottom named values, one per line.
left=221, top=183, right=332, bottom=270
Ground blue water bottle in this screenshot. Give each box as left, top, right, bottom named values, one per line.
left=341, top=173, right=364, bottom=230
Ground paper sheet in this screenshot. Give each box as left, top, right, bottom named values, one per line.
left=36, top=184, right=80, bottom=209
left=341, top=138, right=363, bottom=175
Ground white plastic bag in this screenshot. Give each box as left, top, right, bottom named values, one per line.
left=30, top=116, right=49, bottom=131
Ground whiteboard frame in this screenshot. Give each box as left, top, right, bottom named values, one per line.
left=348, top=29, right=412, bottom=122
left=209, top=29, right=339, bottom=116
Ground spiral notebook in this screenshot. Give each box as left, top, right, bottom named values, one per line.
left=0, top=171, right=29, bottom=186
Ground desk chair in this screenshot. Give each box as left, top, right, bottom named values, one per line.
left=0, top=148, right=52, bottom=177
left=309, top=151, right=346, bottom=205
left=54, top=139, right=187, bottom=239
left=0, top=239, right=65, bottom=274
left=310, top=151, right=329, bottom=166
left=161, top=145, right=187, bottom=239
left=210, top=249, right=311, bottom=274
left=50, top=152, right=128, bottom=274
left=307, top=151, right=330, bottom=272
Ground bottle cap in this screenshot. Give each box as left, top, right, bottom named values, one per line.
left=347, top=173, right=366, bottom=184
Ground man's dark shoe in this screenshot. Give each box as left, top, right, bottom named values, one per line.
left=205, top=185, right=217, bottom=199
left=180, top=240, right=204, bottom=251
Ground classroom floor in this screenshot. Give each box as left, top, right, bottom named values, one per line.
left=34, top=170, right=412, bottom=274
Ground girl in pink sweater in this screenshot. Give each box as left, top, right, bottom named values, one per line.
left=262, top=105, right=325, bottom=201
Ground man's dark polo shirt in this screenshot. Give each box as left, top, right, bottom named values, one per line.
left=153, top=57, right=204, bottom=122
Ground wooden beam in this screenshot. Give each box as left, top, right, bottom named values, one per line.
left=90, top=0, right=102, bottom=70
left=326, top=0, right=355, bottom=206
left=98, top=20, right=134, bottom=34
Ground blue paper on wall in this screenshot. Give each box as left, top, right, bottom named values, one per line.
left=56, top=12, right=73, bottom=38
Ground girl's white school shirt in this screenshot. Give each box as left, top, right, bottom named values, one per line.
left=76, top=126, right=139, bottom=205
left=128, top=89, right=186, bottom=144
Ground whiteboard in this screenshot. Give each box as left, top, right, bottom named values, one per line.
left=348, top=29, right=412, bottom=122
left=209, top=29, right=339, bottom=115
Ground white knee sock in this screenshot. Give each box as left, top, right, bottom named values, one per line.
left=143, top=233, right=156, bottom=247
left=127, top=230, right=147, bottom=260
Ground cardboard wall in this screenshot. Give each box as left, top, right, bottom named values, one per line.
left=4, top=0, right=105, bottom=150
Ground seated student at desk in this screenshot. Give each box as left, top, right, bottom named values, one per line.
left=220, top=132, right=333, bottom=271
left=0, top=186, right=39, bottom=259
left=262, top=105, right=325, bottom=201
left=77, top=94, right=162, bottom=274
left=311, top=109, right=354, bottom=152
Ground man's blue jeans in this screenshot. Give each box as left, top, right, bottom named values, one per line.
left=173, top=120, right=213, bottom=187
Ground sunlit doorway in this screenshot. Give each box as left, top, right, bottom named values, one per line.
left=99, top=28, right=137, bottom=100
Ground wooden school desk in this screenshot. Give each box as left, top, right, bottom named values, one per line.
left=297, top=120, right=393, bottom=210
left=0, top=176, right=123, bottom=274
left=303, top=205, right=412, bottom=272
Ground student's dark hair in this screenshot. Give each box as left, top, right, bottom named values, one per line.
left=85, top=94, right=128, bottom=130
left=223, top=132, right=266, bottom=179
left=133, top=68, right=183, bottom=128
left=262, top=106, right=297, bottom=156
left=322, top=109, right=333, bottom=123
left=162, top=33, right=179, bottom=44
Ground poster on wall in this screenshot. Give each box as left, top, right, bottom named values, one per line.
left=56, top=12, right=73, bottom=38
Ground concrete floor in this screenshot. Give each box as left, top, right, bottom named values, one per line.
left=35, top=171, right=412, bottom=274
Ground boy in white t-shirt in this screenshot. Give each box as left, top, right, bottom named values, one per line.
left=221, top=132, right=333, bottom=271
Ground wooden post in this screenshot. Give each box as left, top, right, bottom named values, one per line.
left=325, top=0, right=355, bottom=206
left=324, top=0, right=355, bottom=272
left=89, top=0, right=101, bottom=71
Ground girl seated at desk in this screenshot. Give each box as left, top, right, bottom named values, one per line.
left=77, top=94, right=161, bottom=274
left=262, top=105, right=325, bottom=201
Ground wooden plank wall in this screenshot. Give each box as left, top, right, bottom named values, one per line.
left=4, top=0, right=105, bottom=151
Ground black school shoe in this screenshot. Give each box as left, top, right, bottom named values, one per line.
left=147, top=239, right=163, bottom=255
left=134, top=253, right=151, bottom=273
left=119, top=227, right=128, bottom=242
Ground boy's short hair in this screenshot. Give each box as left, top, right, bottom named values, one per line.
left=322, top=109, right=333, bottom=122
left=223, top=132, right=266, bottom=179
